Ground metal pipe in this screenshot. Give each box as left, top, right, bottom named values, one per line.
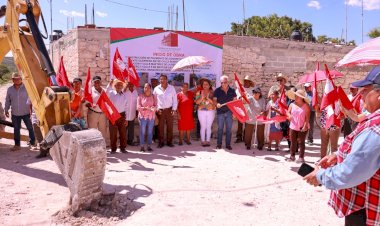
left=25, top=0, right=57, bottom=85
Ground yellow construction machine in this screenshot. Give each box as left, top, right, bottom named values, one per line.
left=0, top=0, right=107, bottom=213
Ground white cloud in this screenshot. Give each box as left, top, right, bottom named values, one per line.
left=63, top=0, right=68, bottom=3
left=96, top=11, right=108, bottom=18
left=59, top=10, right=85, bottom=17
left=346, top=0, right=380, bottom=10
left=307, top=1, right=321, bottom=9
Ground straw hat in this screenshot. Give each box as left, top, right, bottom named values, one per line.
left=276, top=73, right=287, bottom=82
left=243, top=75, right=254, bottom=85
left=287, top=89, right=310, bottom=104
left=112, top=79, right=126, bottom=90
left=11, top=72, right=21, bottom=79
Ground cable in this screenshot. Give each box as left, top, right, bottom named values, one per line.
left=103, top=0, right=177, bottom=15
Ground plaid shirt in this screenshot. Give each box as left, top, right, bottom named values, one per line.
left=328, top=109, right=380, bottom=226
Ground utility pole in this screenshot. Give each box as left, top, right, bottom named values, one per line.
left=242, top=0, right=246, bottom=36
left=85, top=4, right=87, bottom=25
left=345, top=1, right=348, bottom=44
left=50, top=0, right=52, bottom=36
left=361, top=0, right=364, bottom=43
left=182, top=0, right=186, bottom=31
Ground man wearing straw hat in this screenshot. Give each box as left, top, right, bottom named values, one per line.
left=235, top=75, right=255, bottom=143
left=304, top=72, right=380, bottom=226
left=4, top=72, right=36, bottom=151
left=106, top=79, right=129, bottom=154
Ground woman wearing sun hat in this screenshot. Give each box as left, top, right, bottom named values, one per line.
left=286, top=89, right=311, bottom=163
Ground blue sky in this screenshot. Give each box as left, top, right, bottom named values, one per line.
left=3, top=0, right=380, bottom=44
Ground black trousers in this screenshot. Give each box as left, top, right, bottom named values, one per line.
left=345, top=208, right=366, bottom=226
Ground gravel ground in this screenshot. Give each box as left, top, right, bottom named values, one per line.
left=0, top=83, right=344, bottom=226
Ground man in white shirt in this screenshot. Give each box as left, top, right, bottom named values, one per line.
left=86, top=76, right=108, bottom=143
left=125, top=82, right=138, bottom=146
left=153, top=74, right=178, bottom=148
left=106, top=79, right=129, bottom=153
left=235, top=75, right=254, bottom=143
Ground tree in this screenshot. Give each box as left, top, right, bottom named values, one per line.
left=316, top=35, right=328, bottom=43
left=368, top=27, right=380, bottom=39
left=230, top=14, right=314, bottom=42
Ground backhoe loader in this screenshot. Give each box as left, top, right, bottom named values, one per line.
left=0, top=0, right=107, bottom=213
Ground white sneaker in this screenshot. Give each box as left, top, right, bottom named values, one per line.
left=296, top=157, right=305, bottom=163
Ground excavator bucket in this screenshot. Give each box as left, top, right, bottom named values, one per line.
left=49, top=129, right=107, bottom=213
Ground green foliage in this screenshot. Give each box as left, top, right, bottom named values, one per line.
left=0, top=64, right=13, bottom=84
left=230, top=14, right=314, bottom=42
left=368, top=27, right=380, bottom=39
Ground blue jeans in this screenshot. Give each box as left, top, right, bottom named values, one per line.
left=139, top=118, right=154, bottom=146
left=11, top=114, right=35, bottom=146
left=217, top=111, right=233, bottom=146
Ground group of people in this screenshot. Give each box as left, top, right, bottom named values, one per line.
left=4, top=67, right=380, bottom=225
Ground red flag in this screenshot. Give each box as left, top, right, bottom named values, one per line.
left=112, top=47, right=128, bottom=81
left=321, top=64, right=341, bottom=128
left=351, top=93, right=362, bottom=113
left=96, top=91, right=121, bottom=125
left=226, top=99, right=249, bottom=123
left=312, top=70, right=319, bottom=109
left=127, top=57, right=140, bottom=87
left=256, top=115, right=287, bottom=124
left=83, top=67, right=93, bottom=104
left=56, top=56, right=72, bottom=89
left=337, top=86, right=353, bottom=110
left=234, top=72, right=250, bottom=104
left=278, top=88, right=288, bottom=115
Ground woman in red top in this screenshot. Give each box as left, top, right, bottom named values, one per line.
left=177, top=83, right=195, bottom=145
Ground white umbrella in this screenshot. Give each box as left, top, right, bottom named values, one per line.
left=336, top=37, right=380, bottom=67
left=171, top=56, right=212, bottom=73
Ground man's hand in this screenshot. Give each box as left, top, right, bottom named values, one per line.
left=171, top=110, right=176, bottom=116
left=5, top=111, right=9, bottom=118
left=217, top=103, right=221, bottom=109
left=317, top=153, right=337, bottom=169
left=124, top=120, right=128, bottom=126
left=304, top=166, right=321, bottom=187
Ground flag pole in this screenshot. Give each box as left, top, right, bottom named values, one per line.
left=253, top=120, right=258, bottom=149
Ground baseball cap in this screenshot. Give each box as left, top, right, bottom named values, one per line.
left=351, top=66, right=380, bottom=87
left=304, top=83, right=311, bottom=87
left=252, top=87, right=261, bottom=93
left=92, top=75, right=101, bottom=81
left=73, top=77, right=82, bottom=83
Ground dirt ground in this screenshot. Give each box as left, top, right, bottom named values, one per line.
left=0, top=83, right=344, bottom=226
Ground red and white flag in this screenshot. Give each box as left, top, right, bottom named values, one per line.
left=337, top=86, right=354, bottom=110
left=96, top=91, right=121, bottom=125
left=234, top=72, right=250, bottom=104
left=351, top=93, right=362, bottom=113
left=83, top=67, right=93, bottom=104
left=256, top=115, right=287, bottom=124
left=127, top=57, right=140, bottom=87
left=112, top=47, right=128, bottom=81
left=320, top=64, right=341, bottom=128
left=56, top=56, right=72, bottom=89
left=226, top=99, right=249, bottom=123
left=278, top=88, right=288, bottom=115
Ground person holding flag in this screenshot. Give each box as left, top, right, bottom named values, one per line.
left=342, top=84, right=361, bottom=137
left=70, top=77, right=86, bottom=129
left=213, top=75, right=237, bottom=150
left=304, top=71, right=380, bottom=226
left=85, top=75, right=108, bottom=146
left=244, top=87, right=266, bottom=150
left=265, top=90, right=283, bottom=152
left=235, top=75, right=255, bottom=143
left=106, top=79, right=128, bottom=154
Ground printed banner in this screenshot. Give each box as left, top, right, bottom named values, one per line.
left=110, top=28, right=223, bottom=90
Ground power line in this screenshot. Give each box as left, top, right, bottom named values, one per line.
left=104, top=0, right=176, bottom=14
